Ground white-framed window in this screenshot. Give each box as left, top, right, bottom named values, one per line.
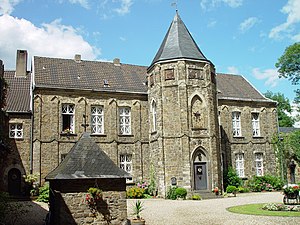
left=255, top=153, right=264, bottom=176
left=119, top=107, right=131, bottom=135
left=9, top=123, right=23, bottom=139
left=235, top=153, right=245, bottom=178
left=232, top=111, right=241, bottom=137
left=252, top=112, right=260, bottom=137
left=91, top=106, right=104, bottom=134
left=62, top=104, right=75, bottom=133
left=151, top=101, right=157, bottom=132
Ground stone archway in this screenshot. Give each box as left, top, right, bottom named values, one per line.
left=8, top=168, right=21, bottom=196
left=193, top=148, right=208, bottom=190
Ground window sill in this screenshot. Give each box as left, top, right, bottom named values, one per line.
left=192, top=128, right=207, bottom=131
left=9, top=137, right=24, bottom=140
left=253, top=136, right=264, bottom=139
left=151, top=131, right=157, bottom=135
left=90, top=134, right=107, bottom=137
left=233, top=136, right=245, bottom=139
left=60, top=133, right=77, bottom=136
left=118, top=134, right=134, bottom=137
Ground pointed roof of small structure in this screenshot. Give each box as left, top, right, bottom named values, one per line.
left=46, top=133, right=130, bottom=180
left=149, top=11, right=207, bottom=69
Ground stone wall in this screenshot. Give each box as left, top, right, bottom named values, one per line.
left=49, top=179, right=127, bottom=225
left=33, top=89, right=149, bottom=184
left=147, top=60, right=222, bottom=195
left=0, top=113, right=31, bottom=193
left=219, top=99, right=278, bottom=179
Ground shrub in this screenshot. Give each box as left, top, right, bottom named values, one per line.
left=175, top=187, right=187, bottom=199
left=37, top=183, right=49, bottom=203
left=126, top=187, right=145, bottom=199
left=226, top=185, right=238, bottom=193
left=248, top=175, right=283, bottom=192
left=224, top=167, right=242, bottom=188
left=166, top=187, right=177, bottom=200
left=238, top=186, right=250, bottom=193
left=191, top=194, right=201, bottom=200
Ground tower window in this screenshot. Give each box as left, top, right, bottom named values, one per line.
left=165, top=69, right=174, bottom=80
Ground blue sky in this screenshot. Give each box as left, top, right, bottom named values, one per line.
left=0, top=0, right=300, bottom=102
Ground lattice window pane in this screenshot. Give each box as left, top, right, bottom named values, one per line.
left=91, top=106, right=104, bottom=134
left=9, top=123, right=23, bottom=139
left=255, top=153, right=264, bottom=176
left=120, top=154, right=132, bottom=174
left=119, top=107, right=131, bottom=135
left=235, top=153, right=244, bottom=178
left=232, top=112, right=242, bottom=137
left=62, top=104, right=75, bottom=133
left=252, top=113, right=260, bottom=137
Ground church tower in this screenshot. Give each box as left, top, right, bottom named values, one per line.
left=147, top=12, right=222, bottom=196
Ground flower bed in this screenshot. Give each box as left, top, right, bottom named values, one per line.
left=262, top=203, right=300, bottom=212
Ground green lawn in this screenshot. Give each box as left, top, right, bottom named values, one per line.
left=227, top=203, right=300, bottom=217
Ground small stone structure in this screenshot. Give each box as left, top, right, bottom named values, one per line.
left=46, top=133, right=130, bottom=225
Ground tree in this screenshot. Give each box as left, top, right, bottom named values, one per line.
left=276, top=42, right=300, bottom=85
left=264, top=91, right=294, bottom=127
left=276, top=42, right=300, bottom=112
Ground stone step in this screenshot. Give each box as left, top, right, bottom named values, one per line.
left=192, top=191, right=223, bottom=200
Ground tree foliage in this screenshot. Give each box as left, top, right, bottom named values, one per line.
left=264, top=91, right=294, bottom=127
left=276, top=42, right=300, bottom=85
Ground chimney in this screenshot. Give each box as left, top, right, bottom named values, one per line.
left=113, top=58, right=120, bottom=66
left=16, top=50, right=28, bottom=77
left=74, top=54, right=81, bottom=62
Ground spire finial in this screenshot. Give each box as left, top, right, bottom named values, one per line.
left=171, top=1, right=178, bottom=12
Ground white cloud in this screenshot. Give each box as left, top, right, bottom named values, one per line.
left=200, top=0, right=243, bottom=10
left=68, top=0, right=90, bottom=9
left=113, top=0, right=133, bottom=15
left=0, top=0, right=22, bottom=15
left=227, top=66, right=239, bottom=74
left=269, top=0, right=300, bottom=40
left=239, top=17, right=259, bottom=33
left=252, top=68, right=279, bottom=87
left=207, top=20, right=217, bottom=28
left=0, top=14, right=100, bottom=69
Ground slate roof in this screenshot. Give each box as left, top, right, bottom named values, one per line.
left=33, top=56, right=148, bottom=94
left=3, top=71, right=31, bottom=113
left=216, top=73, right=274, bottom=103
left=46, top=133, right=130, bottom=180
left=149, top=12, right=207, bottom=69
left=279, top=127, right=300, bottom=133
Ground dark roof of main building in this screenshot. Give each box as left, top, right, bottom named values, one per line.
left=33, top=56, right=148, bottom=94
left=149, top=12, right=207, bottom=69
left=46, top=133, right=130, bottom=180
left=3, top=71, right=31, bottom=113
left=216, top=73, right=273, bottom=103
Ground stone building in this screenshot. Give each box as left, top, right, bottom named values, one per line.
left=0, top=51, right=32, bottom=195
left=1, top=12, right=278, bottom=197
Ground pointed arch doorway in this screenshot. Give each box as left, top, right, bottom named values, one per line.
left=193, top=149, right=208, bottom=190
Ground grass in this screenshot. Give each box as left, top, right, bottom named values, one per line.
left=227, top=203, right=300, bottom=217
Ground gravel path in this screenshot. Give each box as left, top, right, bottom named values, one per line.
left=127, top=192, right=300, bottom=225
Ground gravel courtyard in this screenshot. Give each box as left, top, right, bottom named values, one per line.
left=127, top=192, right=300, bottom=225
left=5, top=191, right=300, bottom=225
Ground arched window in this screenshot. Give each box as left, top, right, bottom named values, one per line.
left=151, top=100, right=157, bottom=132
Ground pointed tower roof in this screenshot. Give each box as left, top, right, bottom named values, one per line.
left=46, top=133, right=130, bottom=180
left=149, top=11, right=207, bottom=69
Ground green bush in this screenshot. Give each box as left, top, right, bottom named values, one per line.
left=238, top=186, right=250, bottom=193
left=224, top=167, right=242, bottom=188
left=166, top=187, right=177, bottom=200
left=191, top=194, right=201, bottom=200
left=126, top=187, right=145, bottom=199
left=175, top=187, right=187, bottom=199
left=248, top=175, right=283, bottom=192
left=37, top=183, right=49, bottom=203
left=226, top=185, right=238, bottom=193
